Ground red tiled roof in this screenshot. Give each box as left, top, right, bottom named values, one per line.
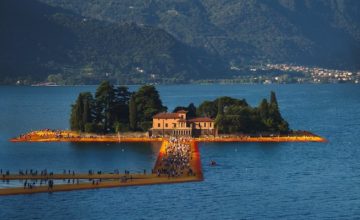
left=153, top=112, right=181, bottom=119
left=153, top=113, right=213, bottom=122
left=176, top=110, right=188, bottom=113
left=188, top=117, right=214, bottom=122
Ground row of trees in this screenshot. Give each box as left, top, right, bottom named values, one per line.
left=195, top=92, right=289, bottom=134
left=70, top=81, right=166, bottom=133
left=70, top=82, right=289, bottom=134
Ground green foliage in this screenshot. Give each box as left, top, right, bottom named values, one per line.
left=270, top=91, right=278, bottom=107
left=129, top=95, right=137, bottom=131
left=198, top=96, right=248, bottom=118
left=173, top=106, right=187, bottom=113
left=172, top=103, right=197, bottom=118
left=139, top=121, right=153, bottom=132
left=187, top=103, right=197, bottom=118
left=70, top=82, right=290, bottom=135
left=113, top=121, right=121, bottom=133
left=69, top=81, right=169, bottom=133
left=70, top=92, right=95, bottom=132
left=257, top=91, right=289, bottom=133
left=259, top=99, right=270, bottom=120
left=197, top=101, right=217, bottom=118
left=0, top=0, right=227, bottom=85
left=95, top=81, right=116, bottom=133
left=37, top=0, right=360, bottom=72
left=202, top=92, right=289, bottom=134
left=132, top=85, right=167, bottom=131
left=84, top=122, right=100, bottom=133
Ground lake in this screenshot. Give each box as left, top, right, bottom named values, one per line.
left=1, top=84, right=360, bottom=219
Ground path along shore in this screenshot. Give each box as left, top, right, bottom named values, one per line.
left=9, top=130, right=327, bottom=143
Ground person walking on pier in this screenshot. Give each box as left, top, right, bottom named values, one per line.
left=48, top=180, right=54, bottom=191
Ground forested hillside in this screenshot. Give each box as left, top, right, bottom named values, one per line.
left=0, top=0, right=226, bottom=84
left=40, top=0, right=360, bottom=70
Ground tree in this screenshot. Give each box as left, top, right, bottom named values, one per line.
left=199, top=93, right=290, bottom=134
left=133, top=85, right=167, bottom=131
left=70, top=92, right=95, bottom=132
left=129, top=94, right=137, bottom=131
left=113, top=86, right=131, bottom=124
left=270, top=91, right=278, bottom=107
left=268, top=91, right=289, bottom=133
left=70, top=103, right=80, bottom=131
left=172, top=103, right=197, bottom=118
left=173, top=106, right=187, bottom=113
left=187, top=103, right=197, bottom=118
left=217, top=98, right=224, bottom=116
left=258, top=98, right=270, bottom=121
left=95, top=81, right=115, bottom=132
left=197, top=101, right=217, bottom=118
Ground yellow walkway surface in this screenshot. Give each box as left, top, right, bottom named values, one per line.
left=1, top=136, right=203, bottom=196
left=0, top=175, right=200, bottom=196
left=9, top=130, right=326, bottom=143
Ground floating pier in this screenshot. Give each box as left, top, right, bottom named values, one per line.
left=1, top=137, right=203, bottom=196
left=9, top=130, right=327, bottom=143
left=1, top=130, right=326, bottom=196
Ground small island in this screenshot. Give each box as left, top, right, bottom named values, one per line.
left=69, top=81, right=290, bottom=136
left=11, top=80, right=326, bottom=142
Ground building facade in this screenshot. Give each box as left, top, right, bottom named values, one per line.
left=150, top=110, right=216, bottom=137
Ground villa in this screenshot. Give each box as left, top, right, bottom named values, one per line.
left=150, top=110, right=216, bottom=137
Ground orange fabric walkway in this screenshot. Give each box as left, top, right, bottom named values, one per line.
left=1, top=130, right=326, bottom=196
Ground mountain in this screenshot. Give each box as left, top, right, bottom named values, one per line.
left=0, top=0, right=227, bottom=85
left=39, top=0, right=360, bottom=70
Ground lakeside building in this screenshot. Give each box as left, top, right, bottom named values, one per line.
left=150, top=110, right=216, bottom=137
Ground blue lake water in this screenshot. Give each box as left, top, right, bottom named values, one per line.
left=0, top=84, right=360, bottom=219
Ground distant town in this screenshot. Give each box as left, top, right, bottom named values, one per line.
left=266, top=64, right=360, bottom=83
left=192, top=64, right=360, bottom=85
left=19, top=64, right=360, bottom=86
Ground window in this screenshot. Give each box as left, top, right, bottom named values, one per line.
left=204, top=123, right=206, bottom=127
left=209, top=123, right=212, bottom=127
left=173, top=123, right=176, bottom=128
left=158, top=123, right=161, bottom=128
left=165, top=123, right=168, bottom=128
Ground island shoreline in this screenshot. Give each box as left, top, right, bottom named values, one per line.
left=9, top=130, right=327, bottom=143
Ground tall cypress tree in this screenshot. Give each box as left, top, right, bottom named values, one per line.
left=259, top=98, right=269, bottom=120
left=270, top=91, right=278, bottom=107
left=129, top=94, right=137, bottom=131
left=113, top=86, right=131, bottom=125
left=268, top=91, right=289, bottom=133
left=81, top=92, right=95, bottom=130
left=187, top=103, right=197, bottom=118
left=70, top=92, right=95, bottom=132
left=217, top=98, right=224, bottom=116
left=95, top=81, right=115, bottom=132
left=70, top=102, right=80, bottom=131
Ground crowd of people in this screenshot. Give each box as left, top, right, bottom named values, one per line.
left=1, top=167, right=140, bottom=190
left=15, top=129, right=77, bottom=141
left=156, top=137, right=195, bottom=178
left=22, top=178, right=57, bottom=190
